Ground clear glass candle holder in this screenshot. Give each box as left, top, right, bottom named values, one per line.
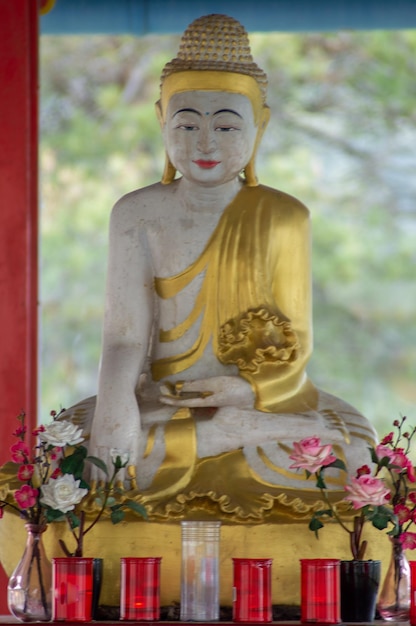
left=180, top=520, right=221, bottom=621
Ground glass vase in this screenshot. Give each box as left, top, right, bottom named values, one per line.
left=7, top=523, right=52, bottom=622
left=378, top=537, right=410, bottom=622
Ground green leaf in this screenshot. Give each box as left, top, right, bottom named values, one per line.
left=125, top=500, right=148, bottom=519
left=60, top=446, right=88, bottom=478
left=316, top=473, right=327, bottom=490
left=45, top=508, right=66, bottom=522
left=86, top=456, right=108, bottom=475
left=328, top=458, right=347, bottom=472
left=380, top=456, right=394, bottom=468
left=370, top=513, right=390, bottom=530
left=369, top=447, right=379, bottom=464
left=66, top=510, right=81, bottom=529
left=314, top=509, right=333, bottom=519
left=79, top=478, right=90, bottom=490
left=110, top=509, right=125, bottom=524
left=367, top=505, right=397, bottom=531
left=309, top=516, right=324, bottom=532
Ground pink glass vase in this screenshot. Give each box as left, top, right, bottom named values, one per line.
left=378, top=537, right=410, bottom=622
left=7, top=524, right=52, bottom=622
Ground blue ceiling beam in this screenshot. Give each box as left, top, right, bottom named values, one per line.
left=41, top=0, right=416, bottom=35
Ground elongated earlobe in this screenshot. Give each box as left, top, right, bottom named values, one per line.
left=243, top=106, right=270, bottom=187
left=244, top=158, right=258, bottom=187
left=161, top=154, right=177, bottom=185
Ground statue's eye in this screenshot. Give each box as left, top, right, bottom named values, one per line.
left=177, top=124, right=198, bottom=131
left=215, top=125, right=239, bottom=132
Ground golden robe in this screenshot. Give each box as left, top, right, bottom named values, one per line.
left=135, top=184, right=377, bottom=522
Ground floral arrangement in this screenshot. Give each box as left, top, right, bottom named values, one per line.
left=0, top=410, right=147, bottom=556
left=288, top=416, right=416, bottom=560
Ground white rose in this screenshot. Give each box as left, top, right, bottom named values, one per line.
left=39, top=420, right=84, bottom=447
left=40, top=474, right=88, bottom=513
left=110, top=448, right=130, bottom=468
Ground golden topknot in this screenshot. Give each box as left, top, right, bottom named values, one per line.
left=160, top=14, right=268, bottom=103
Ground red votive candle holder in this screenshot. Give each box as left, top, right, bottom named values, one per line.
left=52, top=557, right=94, bottom=622
left=232, top=558, right=273, bottom=622
left=120, top=557, right=162, bottom=621
left=300, top=559, right=340, bottom=624
left=410, top=560, right=416, bottom=625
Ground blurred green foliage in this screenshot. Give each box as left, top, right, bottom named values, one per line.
left=39, top=30, right=416, bottom=436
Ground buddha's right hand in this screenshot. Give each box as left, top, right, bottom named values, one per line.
left=87, top=414, right=141, bottom=486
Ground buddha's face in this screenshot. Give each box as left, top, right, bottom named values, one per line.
left=163, top=90, right=258, bottom=186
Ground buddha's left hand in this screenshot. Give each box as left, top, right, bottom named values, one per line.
left=159, top=375, right=254, bottom=409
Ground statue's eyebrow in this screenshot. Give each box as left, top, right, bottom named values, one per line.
left=173, top=108, right=201, bottom=117
left=214, top=109, right=242, bottom=118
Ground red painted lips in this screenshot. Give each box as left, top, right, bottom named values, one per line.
left=193, top=160, right=221, bottom=169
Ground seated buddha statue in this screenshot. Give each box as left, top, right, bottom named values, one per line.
left=69, top=13, right=377, bottom=522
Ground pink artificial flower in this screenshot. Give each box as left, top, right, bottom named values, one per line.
left=380, top=432, right=394, bottom=445
left=289, top=437, right=337, bottom=474
left=50, top=467, right=62, bottom=480
left=344, top=475, right=390, bottom=509
left=409, top=492, right=416, bottom=504
left=12, top=425, right=27, bottom=438
left=391, top=449, right=416, bottom=483
left=400, top=532, right=416, bottom=550
left=14, top=484, right=38, bottom=510
left=10, top=441, right=30, bottom=463
left=394, top=503, right=412, bottom=524
left=356, top=465, right=371, bottom=477
left=50, top=447, right=62, bottom=460
left=17, top=464, right=35, bottom=481
left=375, top=444, right=395, bottom=462
left=32, top=425, right=45, bottom=436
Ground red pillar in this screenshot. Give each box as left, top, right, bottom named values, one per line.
left=0, top=0, right=39, bottom=611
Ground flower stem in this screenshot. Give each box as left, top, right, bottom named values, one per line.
left=320, top=485, right=366, bottom=559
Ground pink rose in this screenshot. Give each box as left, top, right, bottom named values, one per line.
left=289, top=437, right=337, bottom=474
left=375, top=444, right=395, bottom=462
left=15, top=484, right=38, bottom=510
left=400, top=532, right=416, bottom=550
left=344, top=475, right=390, bottom=509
